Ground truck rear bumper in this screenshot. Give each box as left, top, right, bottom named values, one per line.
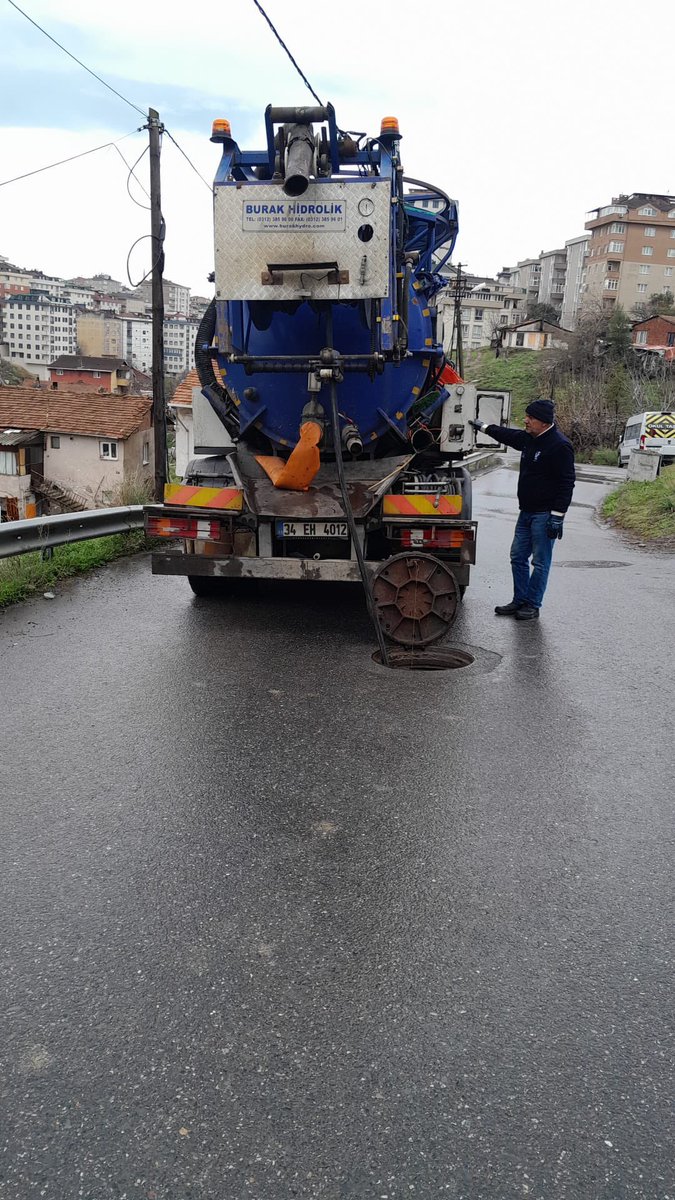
left=152, top=551, right=471, bottom=586
left=152, top=551, right=367, bottom=582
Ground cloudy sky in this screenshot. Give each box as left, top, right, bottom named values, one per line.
left=1, top=0, right=673, bottom=293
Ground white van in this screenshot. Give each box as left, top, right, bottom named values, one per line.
left=617, top=411, right=675, bottom=467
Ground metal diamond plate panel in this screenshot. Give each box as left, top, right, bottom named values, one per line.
left=214, top=180, right=391, bottom=302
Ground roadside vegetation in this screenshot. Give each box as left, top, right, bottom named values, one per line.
left=0, top=531, right=148, bottom=607
left=602, top=465, right=675, bottom=541
left=465, top=300, right=675, bottom=464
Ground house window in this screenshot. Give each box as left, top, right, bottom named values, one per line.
left=669, top=210, right=675, bottom=219
left=668, top=333, right=675, bottom=347
left=642, top=246, right=653, bottom=256
left=474, top=309, right=484, bottom=321
left=644, top=226, right=656, bottom=237
left=142, top=441, right=150, bottom=465
left=56, top=369, right=64, bottom=376
left=638, top=206, right=656, bottom=216
left=604, top=279, right=618, bottom=290
left=635, top=331, right=648, bottom=344
left=100, top=441, right=118, bottom=460
left=668, top=250, right=675, bottom=258
left=639, top=265, right=651, bottom=274
left=610, top=222, right=626, bottom=234
left=637, top=283, right=648, bottom=293
left=0, top=449, right=19, bottom=474
left=608, top=241, right=624, bottom=253
left=665, top=268, right=673, bottom=277
left=515, top=332, right=524, bottom=346
left=50, top=435, right=60, bottom=448
left=93, top=371, right=101, bottom=379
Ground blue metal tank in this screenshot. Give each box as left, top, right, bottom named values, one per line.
left=202, top=106, right=458, bottom=458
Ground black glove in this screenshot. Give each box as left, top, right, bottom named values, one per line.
left=546, top=514, right=564, bottom=540
left=468, top=419, right=485, bottom=432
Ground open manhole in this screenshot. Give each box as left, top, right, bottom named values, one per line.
left=372, top=647, right=475, bottom=671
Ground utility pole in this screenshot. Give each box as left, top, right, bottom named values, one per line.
left=148, top=108, right=167, bottom=500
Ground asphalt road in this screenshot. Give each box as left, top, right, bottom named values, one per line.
left=1, top=466, right=673, bottom=1200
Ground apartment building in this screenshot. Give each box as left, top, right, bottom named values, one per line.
left=164, top=316, right=200, bottom=375
left=537, top=248, right=567, bottom=311
left=77, top=310, right=124, bottom=358
left=583, top=193, right=675, bottom=312
left=118, top=314, right=199, bottom=374
left=501, top=258, right=541, bottom=308
left=135, top=277, right=191, bottom=317
left=560, top=235, right=590, bottom=330
left=438, top=279, right=527, bottom=352
left=1, top=290, right=76, bottom=379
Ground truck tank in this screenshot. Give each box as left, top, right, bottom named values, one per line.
left=197, top=105, right=458, bottom=472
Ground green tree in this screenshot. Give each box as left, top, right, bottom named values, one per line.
left=630, top=291, right=675, bottom=321
left=526, top=301, right=560, bottom=326
left=606, top=305, right=632, bottom=361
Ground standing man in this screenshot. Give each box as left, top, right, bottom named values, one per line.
left=469, top=398, right=575, bottom=621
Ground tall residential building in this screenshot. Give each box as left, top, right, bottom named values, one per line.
left=164, top=316, right=200, bottom=375
left=438, top=279, right=527, bottom=353
left=1, top=290, right=76, bottom=379
left=135, top=277, right=191, bottom=317
left=503, top=258, right=541, bottom=310
left=583, top=193, right=675, bottom=312
left=118, top=314, right=199, bottom=374
left=537, top=248, right=567, bottom=311
left=120, top=315, right=152, bottom=374
left=560, top=234, right=589, bottom=330
left=77, top=311, right=124, bottom=358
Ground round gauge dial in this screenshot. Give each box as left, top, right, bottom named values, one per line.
left=358, top=197, right=375, bottom=217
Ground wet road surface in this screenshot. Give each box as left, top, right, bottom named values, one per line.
left=1, top=467, right=673, bottom=1199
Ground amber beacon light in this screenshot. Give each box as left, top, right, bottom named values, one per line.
left=380, top=116, right=400, bottom=135
left=211, top=118, right=232, bottom=137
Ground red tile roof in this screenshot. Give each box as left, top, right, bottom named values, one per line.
left=171, top=366, right=226, bottom=408
left=171, top=369, right=200, bottom=407
left=0, top=386, right=152, bottom=439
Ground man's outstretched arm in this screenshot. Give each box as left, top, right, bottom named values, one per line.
left=468, top=420, right=528, bottom=452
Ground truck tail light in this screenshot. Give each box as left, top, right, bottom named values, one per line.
left=398, top=527, right=470, bottom=550
left=640, top=434, right=646, bottom=449
left=146, top=514, right=222, bottom=541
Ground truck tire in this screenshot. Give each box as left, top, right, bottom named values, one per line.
left=188, top=575, right=230, bottom=598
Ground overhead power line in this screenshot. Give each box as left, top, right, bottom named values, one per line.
left=0, top=129, right=141, bottom=188
left=250, top=0, right=323, bottom=107
left=164, top=129, right=212, bottom=193
left=7, top=0, right=147, bottom=118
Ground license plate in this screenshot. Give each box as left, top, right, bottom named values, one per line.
left=275, top=519, right=349, bottom=539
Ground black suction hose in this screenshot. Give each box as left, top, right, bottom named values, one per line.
left=325, top=310, right=390, bottom=666
left=195, top=299, right=240, bottom=439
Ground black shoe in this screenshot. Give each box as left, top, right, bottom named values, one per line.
left=495, top=600, right=525, bottom=616
left=515, top=605, right=539, bottom=621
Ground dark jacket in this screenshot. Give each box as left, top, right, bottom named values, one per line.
left=485, top=423, right=575, bottom=513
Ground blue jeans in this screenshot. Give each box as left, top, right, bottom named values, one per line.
left=510, top=511, right=555, bottom=609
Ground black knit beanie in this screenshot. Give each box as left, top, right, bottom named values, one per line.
left=526, top=398, right=555, bottom=424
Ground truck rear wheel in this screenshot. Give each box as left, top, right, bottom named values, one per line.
left=188, top=575, right=231, bottom=598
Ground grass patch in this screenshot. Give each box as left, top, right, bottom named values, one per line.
left=602, top=465, right=675, bottom=539
left=0, top=531, right=148, bottom=607
left=464, top=348, right=546, bottom=424
left=575, top=447, right=618, bottom=466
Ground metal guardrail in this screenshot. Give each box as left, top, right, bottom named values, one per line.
left=0, top=454, right=501, bottom=561
left=0, top=506, right=144, bottom=559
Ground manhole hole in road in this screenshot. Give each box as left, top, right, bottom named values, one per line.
left=372, top=648, right=475, bottom=671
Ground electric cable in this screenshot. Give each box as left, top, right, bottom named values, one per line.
left=164, top=129, right=212, bottom=192
left=250, top=0, right=324, bottom=107
left=325, top=309, right=390, bottom=667
left=112, top=142, right=151, bottom=207
left=7, top=0, right=147, bottom=118
left=126, top=224, right=165, bottom=289
left=0, top=129, right=141, bottom=187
